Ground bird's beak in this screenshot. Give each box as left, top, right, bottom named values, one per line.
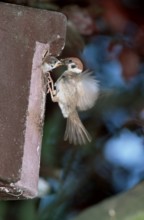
left=55, top=61, right=63, bottom=67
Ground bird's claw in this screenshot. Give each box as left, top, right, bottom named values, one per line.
left=46, top=72, right=57, bottom=100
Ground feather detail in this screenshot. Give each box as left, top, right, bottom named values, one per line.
left=76, top=70, right=99, bottom=111
left=64, top=111, right=92, bottom=145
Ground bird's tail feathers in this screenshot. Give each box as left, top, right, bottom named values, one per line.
left=64, top=111, right=91, bottom=145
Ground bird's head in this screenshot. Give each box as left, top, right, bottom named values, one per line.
left=61, top=57, right=83, bottom=73
left=42, top=56, right=63, bottom=73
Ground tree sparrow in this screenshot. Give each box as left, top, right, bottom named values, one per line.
left=42, top=56, right=62, bottom=73
left=47, top=57, right=99, bottom=145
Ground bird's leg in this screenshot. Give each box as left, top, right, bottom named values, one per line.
left=47, top=72, right=55, bottom=91
left=47, top=72, right=58, bottom=102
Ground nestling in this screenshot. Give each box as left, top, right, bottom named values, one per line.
left=42, top=56, right=62, bottom=73
left=47, top=57, right=99, bottom=145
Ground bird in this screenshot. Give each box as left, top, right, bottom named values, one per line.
left=41, top=56, right=62, bottom=73
left=48, top=57, right=99, bottom=145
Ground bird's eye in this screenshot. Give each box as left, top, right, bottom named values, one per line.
left=53, top=60, right=57, bottom=64
left=71, top=65, right=76, bottom=68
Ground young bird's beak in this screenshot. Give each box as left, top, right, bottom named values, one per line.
left=55, top=61, right=63, bottom=67
left=59, top=59, right=66, bottom=65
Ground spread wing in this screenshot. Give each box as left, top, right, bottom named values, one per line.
left=76, top=70, right=99, bottom=111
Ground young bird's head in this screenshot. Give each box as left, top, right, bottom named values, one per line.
left=61, top=57, right=83, bottom=73
left=42, top=56, right=62, bottom=73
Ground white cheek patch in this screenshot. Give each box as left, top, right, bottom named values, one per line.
left=75, top=68, right=82, bottom=73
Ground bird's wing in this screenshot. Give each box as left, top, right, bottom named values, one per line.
left=76, top=69, right=99, bottom=111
